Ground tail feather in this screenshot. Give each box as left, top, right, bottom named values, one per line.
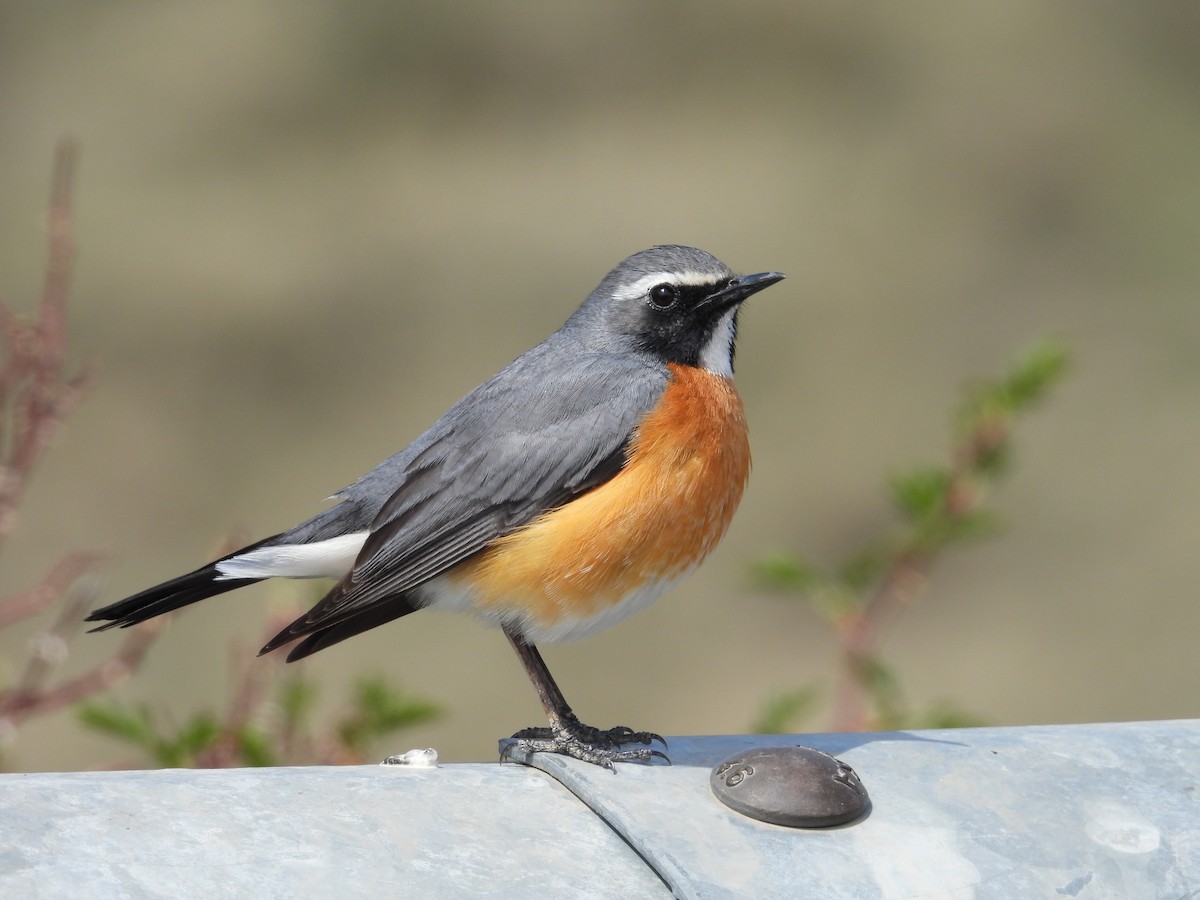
left=89, top=530, right=423, bottom=661
left=86, top=535, right=280, bottom=630
left=86, top=567, right=259, bottom=630
left=269, top=595, right=420, bottom=662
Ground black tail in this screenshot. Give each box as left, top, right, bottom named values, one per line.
left=90, top=532, right=422, bottom=663
left=86, top=535, right=280, bottom=630
left=264, top=594, right=420, bottom=662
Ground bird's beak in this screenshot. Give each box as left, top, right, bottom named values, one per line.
left=705, top=271, right=786, bottom=309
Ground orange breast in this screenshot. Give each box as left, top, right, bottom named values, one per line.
left=450, top=363, right=751, bottom=631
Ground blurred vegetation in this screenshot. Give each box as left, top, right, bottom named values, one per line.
left=79, top=673, right=438, bottom=768
left=754, top=339, right=1069, bottom=733
left=0, top=3, right=1198, bottom=769
left=2, top=143, right=1071, bottom=769
left=0, top=142, right=163, bottom=762
left=0, top=146, right=438, bottom=771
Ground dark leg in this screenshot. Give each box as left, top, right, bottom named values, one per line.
left=502, top=626, right=669, bottom=769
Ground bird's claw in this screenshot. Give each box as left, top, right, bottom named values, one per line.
left=602, top=725, right=669, bottom=750
left=501, top=720, right=672, bottom=769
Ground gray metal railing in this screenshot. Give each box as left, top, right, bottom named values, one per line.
left=4, top=720, right=1197, bottom=898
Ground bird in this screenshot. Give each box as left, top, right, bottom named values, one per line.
left=87, top=245, right=785, bottom=768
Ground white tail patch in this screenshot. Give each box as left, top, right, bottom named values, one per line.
left=216, top=532, right=368, bottom=580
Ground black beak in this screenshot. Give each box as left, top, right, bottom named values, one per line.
left=705, top=271, right=786, bottom=309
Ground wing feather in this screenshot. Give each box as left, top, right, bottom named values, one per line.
left=266, top=342, right=667, bottom=651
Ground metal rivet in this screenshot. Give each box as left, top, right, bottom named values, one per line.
left=710, top=745, right=870, bottom=828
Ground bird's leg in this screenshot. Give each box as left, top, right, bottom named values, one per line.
left=501, top=626, right=668, bottom=769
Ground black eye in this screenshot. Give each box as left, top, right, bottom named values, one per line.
left=648, top=283, right=679, bottom=311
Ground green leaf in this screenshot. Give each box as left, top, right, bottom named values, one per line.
left=236, top=727, right=276, bottom=767
left=956, top=337, right=1069, bottom=433
left=176, top=714, right=220, bottom=756
left=806, top=583, right=864, bottom=622
left=912, top=702, right=987, bottom=730
left=77, top=703, right=157, bottom=748
left=889, top=467, right=950, bottom=521
left=338, top=677, right=440, bottom=753
left=859, top=655, right=899, bottom=699
left=752, top=687, right=819, bottom=734
left=1003, top=339, right=1069, bottom=410
left=837, top=551, right=885, bottom=593
left=751, top=552, right=821, bottom=593
left=150, top=737, right=187, bottom=768
left=908, top=507, right=1001, bottom=556
left=943, top=509, right=1002, bottom=541
left=970, top=432, right=1011, bottom=477
left=857, top=655, right=910, bottom=729
left=278, top=675, right=319, bottom=731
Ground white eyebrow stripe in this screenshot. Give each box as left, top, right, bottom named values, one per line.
left=613, top=271, right=722, bottom=302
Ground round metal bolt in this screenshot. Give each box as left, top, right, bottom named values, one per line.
left=710, top=745, right=869, bottom=828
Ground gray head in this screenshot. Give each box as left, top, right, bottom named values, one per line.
left=564, top=245, right=785, bottom=377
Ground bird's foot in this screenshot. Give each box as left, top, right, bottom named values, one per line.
left=501, top=717, right=669, bottom=770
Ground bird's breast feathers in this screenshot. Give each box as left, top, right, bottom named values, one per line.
left=432, top=363, right=751, bottom=642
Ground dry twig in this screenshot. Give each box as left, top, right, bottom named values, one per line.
left=0, top=141, right=165, bottom=755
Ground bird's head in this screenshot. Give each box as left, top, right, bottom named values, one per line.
left=568, top=245, right=785, bottom=377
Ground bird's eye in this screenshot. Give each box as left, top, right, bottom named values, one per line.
left=648, top=283, right=680, bottom=311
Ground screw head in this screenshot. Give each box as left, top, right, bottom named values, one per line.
left=710, top=745, right=870, bottom=828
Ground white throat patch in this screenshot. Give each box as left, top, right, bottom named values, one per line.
left=698, top=308, right=737, bottom=378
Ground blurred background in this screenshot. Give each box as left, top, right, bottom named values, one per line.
left=0, top=2, right=1197, bottom=770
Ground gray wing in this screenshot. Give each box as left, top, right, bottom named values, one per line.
left=267, top=338, right=668, bottom=647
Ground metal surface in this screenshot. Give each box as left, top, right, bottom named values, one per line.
left=3, top=720, right=1197, bottom=898
left=710, top=745, right=869, bottom=828
left=515, top=720, right=1200, bottom=898
left=0, top=762, right=668, bottom=899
